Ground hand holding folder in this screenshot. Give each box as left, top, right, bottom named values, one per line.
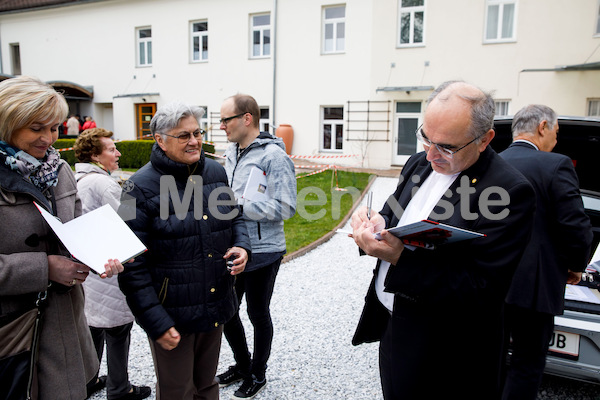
left=35, top=202, right=147, bottom=274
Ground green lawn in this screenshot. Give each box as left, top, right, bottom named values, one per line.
left=284, top=170, right=373, bottom=255
left=79, top=165, right=371, bottom=255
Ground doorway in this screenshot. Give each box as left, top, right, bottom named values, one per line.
left=136, top=103, right=156, bottom=139
left=392, top=102, right=421, bottom=165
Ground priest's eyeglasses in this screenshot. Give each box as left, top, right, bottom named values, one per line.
left=415, top=126, right=485, bottom=159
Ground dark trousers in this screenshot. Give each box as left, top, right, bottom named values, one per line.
left=223, top=258, right=281, bottom=381
left=148, top=326, right=223, bottom=400
left=501, top=304, right=555, bottom=400
left=379, top=307, right=503, bottom=400
left=89, top=323, right=133, bottom=399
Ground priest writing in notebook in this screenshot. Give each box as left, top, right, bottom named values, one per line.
left=350, top=80, right=535, bottom=400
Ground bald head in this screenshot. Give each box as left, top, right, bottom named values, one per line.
left=421, top=81, right=496, bottom=174
left=427, top=81, right=495, bottom=140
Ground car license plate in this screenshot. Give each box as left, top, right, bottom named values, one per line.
left=548, top=330, right=580, bottom=358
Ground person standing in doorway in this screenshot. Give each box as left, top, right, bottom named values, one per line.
left=81, top=116, right=97, bottom=131
left=67, top=114, right=81, bottom=136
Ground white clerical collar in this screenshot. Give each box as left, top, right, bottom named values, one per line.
left=513, top=139, right=539, bottom=151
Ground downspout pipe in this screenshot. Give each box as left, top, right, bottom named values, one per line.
left=272, top=0, right=277, bottom=128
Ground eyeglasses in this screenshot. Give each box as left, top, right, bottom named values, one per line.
left=220, top=112, right=247, bottom=125
left=415, top=125, right=485, bottom=159
left=162, top=129, right=204, bottom=144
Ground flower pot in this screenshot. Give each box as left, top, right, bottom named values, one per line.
left=275, top=124, right=294, bottom=155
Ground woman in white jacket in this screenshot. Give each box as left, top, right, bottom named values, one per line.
left=74, top=128, right=151, bottom=400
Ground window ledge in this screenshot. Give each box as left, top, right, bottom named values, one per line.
left=483, top=39, right=517, bottom=45
left=397, top=43, right=425, bottom=49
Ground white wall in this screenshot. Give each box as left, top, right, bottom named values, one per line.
left=0, top=0, right=598, bottom=168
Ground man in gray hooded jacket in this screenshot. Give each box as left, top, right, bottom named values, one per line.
left=216, top=94, right=297, bottom=399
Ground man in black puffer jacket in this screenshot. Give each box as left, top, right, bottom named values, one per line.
left=118, top=101, right=251, bottom=400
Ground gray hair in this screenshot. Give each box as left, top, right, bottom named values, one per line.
left=511, top=104, right=557, bottom=139
left=150, top=101, right=205, bottom=138
left=427, top=80, right=495, bottom=141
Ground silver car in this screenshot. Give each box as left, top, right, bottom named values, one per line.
left=545, top=189, right=600, bottom=383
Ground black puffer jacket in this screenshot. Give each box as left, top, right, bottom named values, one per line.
left=118, top=144, right=250, bottom=340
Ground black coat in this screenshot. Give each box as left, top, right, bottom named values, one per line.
left=353, top=147, right=536, bottom=398
left=118, top=145, right=251, bottom=340
left=500, top=141, right=593, bottom=315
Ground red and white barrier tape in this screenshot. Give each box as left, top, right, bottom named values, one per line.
left=296, top=165, right=333, bottom=179
left=294, top=164, right=336, bottom=169
left=289, top=154, right=358, bottom=159
left=205, top=151, right=226, bottom=159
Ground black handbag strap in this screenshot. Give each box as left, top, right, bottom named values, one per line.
left=25, top=290, right=47, bottom=399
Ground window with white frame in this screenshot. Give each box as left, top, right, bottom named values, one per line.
left=588, top=99, right=600, bottom=116
left=136, top=27, right=152, bottom=66
left=323, top=5, right=346, bottom=54
left=10, top=43, right=21, bottom=75
left=495, top=100, right=510, bottom=116
left=251, top=14, right=271, bottom=58
left=398, top=0, right=425, bottom=47
left=260, top=107, right=271, bottom=133
left=596, top=2, right=600, bottom=35
left=199, top=106, right=208, bottom=132
left=484, top=0, right=516, bottom=43
left=321, top=107, right=344, bottom=151
left=191, top=21, right=208, bottom=62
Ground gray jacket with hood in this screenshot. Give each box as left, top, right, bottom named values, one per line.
left=224, top=132, right=296, bottom=270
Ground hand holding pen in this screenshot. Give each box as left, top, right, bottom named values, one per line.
left=350, top=191, right=384, bottom=233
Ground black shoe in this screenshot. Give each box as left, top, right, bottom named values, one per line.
left=216, top=365, right=246, bottom=388
left=231, top=376, right=267, bottom=399
left=86, top=375, right=107, bottom=398
left=111, top=385, right=152, bottom=400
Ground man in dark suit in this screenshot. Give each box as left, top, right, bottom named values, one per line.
left=499, top=104, right=593, bottom=400
left=351, top=81, right=536, bottom=400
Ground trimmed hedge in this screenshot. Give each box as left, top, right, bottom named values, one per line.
left=53, top=139, right=216, bottom=169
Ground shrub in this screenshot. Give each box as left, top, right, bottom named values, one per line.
left=54, top=139, right=76, bottom=165
left=53, top=139, right=216, bottom=169
left=113, top=140, right=153, bottom=169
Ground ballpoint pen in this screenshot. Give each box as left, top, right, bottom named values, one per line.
left=367, top=191, right=373, bottom=220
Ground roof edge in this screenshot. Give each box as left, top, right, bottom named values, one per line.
left=0, top=0, right=107, bottom=15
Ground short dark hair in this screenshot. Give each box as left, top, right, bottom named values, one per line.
left=230, top=94, right=260, bottom=129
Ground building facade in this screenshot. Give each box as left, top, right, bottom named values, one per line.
left=0, top=0, right=599, bottom=168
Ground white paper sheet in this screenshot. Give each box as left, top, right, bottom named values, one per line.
left=241, top=166, right=270, bottom=202
left=587, top=244, right=600, bottom=273
left=565, top=284, right=600, bottom=304
left=35, top=202, right=147, bottom=274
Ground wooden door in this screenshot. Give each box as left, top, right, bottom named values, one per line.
left=136, top=103, right=156, bottom=139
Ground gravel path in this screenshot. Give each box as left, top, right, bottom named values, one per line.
left=90, top=177, right=600, bottom=400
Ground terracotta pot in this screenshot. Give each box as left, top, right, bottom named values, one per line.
left=275, top=124, right=294, bottom=155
